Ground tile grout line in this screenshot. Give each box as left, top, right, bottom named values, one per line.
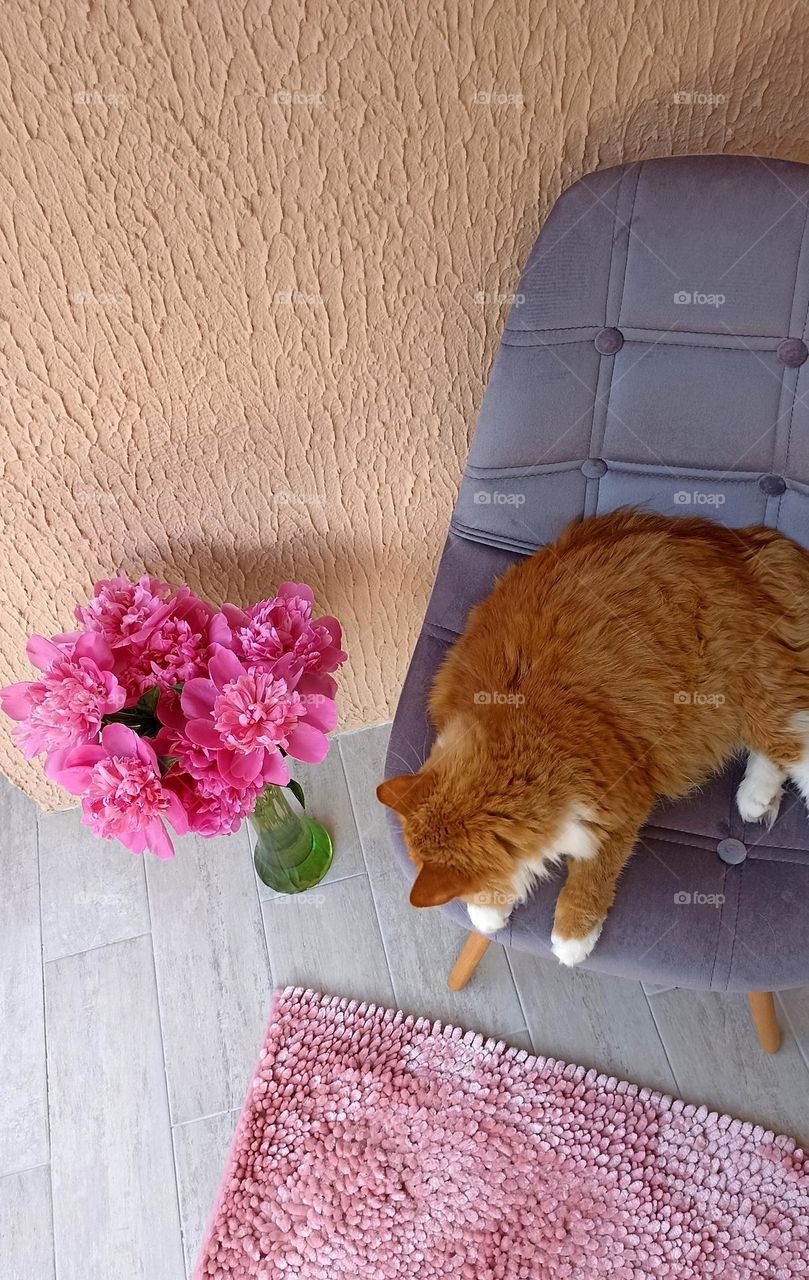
left=259, top=868, right=368, bottom=906
left=171, top=1106, right=236, bottom=1132
left=0, top=1159, right=50, bottom=1182
left=168, top=1128, right=192, bottom=1280
left=639, top=983, right=685, bottom=1096
left=43, top=929, right=152, bottom=967
left=34, top=808, right=58, bottom=1280
left=503, top=950, right=534, bottom=1052
left=338, top=736, right=401, bottom=1006
left=247, top=821, right=276, bottom=991
left=34, top=811, right=51, bottom=1153
left=141, top=859, right=186, bottom=1267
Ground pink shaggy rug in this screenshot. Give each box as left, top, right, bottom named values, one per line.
left=195, top=988, right=809, bottom=1279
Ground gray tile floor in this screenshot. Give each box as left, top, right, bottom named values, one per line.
left=3, top=721, right=809, bottom=1279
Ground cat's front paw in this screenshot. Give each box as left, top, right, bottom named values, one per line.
left=467, top=902, right=512, bottom=934
left=735, top=777, right=782, bottom=827
left=551, top=921, right=603, bottom=966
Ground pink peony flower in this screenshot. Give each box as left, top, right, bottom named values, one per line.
left=76, top=573, right=179, bottom=648
left=118, top=597, right=215, bottom=698
left=163, top=771, right=261, bottom=837
left=153, top=695, right=264, bottom=836
left=179, top=646, right=337, bottom=789
left=1, top=633, right=126, bottom=762
left=214, top=583, right=346, bottom=689
left=75, top=573, right=216, bottom=702
left=53, top=723, right=188, bottom=858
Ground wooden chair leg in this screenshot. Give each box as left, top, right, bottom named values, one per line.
left=747, top=991, right=782, bottom=1054
left=448, top=932, right=491, bottom=991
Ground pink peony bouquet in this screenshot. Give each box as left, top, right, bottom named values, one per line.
left=1, top=575, right=346, bottom=859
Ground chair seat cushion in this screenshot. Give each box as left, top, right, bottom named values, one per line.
left=385, top=156, right=809, bottom=992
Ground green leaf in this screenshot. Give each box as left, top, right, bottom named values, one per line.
left=286, top=778, right=306, bottom=809
left=137, top=686, right=160, bottom=715
left=101, top=686, right=163, bottom=739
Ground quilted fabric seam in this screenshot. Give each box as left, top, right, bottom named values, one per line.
left=500, top=337, right=598, bottom=348
left=638, top=828, right=722, bottom=849
left=720, top=868, right=740, bottom=994
left=781, top=206, right=809, bottom=495
left=463, top=462, right=765, bottom=482
left=465, top=461, right=586, bottom=478
left=422, top=620, right=459, bottom=642
left=505, top=324, right=600, bottom=333
left=615, top=163, right=643, bottom=329
left=602, top=468, right=760, bottom=483
left=447, top=520, right=538, bottom=554
left=500, top=335, right=785, bottom=351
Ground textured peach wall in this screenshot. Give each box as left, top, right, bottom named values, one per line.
left=1, top=0, right=807, bottom=806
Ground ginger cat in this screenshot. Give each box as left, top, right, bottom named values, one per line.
left=378, top=509, right=809, bottom=965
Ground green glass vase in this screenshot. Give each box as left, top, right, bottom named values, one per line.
left=249, top=783, right=333, bottom=893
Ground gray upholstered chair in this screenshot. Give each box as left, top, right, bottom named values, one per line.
left=383, top=154, right=809, bottom=1054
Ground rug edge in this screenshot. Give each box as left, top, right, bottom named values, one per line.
left=191, top=986, right=287, bottom=1280
left=274, top=987, right=806, bottom=1157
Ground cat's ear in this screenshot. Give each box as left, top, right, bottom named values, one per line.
left=409, top=862, right=472, bottom=907
left=376, top=773, right=430, bottom=816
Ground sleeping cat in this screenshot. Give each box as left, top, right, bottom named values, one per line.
left=378, top=509, right=809, bottom=965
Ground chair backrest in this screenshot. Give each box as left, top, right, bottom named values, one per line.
left=450, top=155, right=809, bottom=555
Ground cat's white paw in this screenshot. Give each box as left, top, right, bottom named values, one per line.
left=551, top=921, right=603, bottom=966
left=467, top=902, right=511, bottom=934
left=735, top=777, right=782, bottom=827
